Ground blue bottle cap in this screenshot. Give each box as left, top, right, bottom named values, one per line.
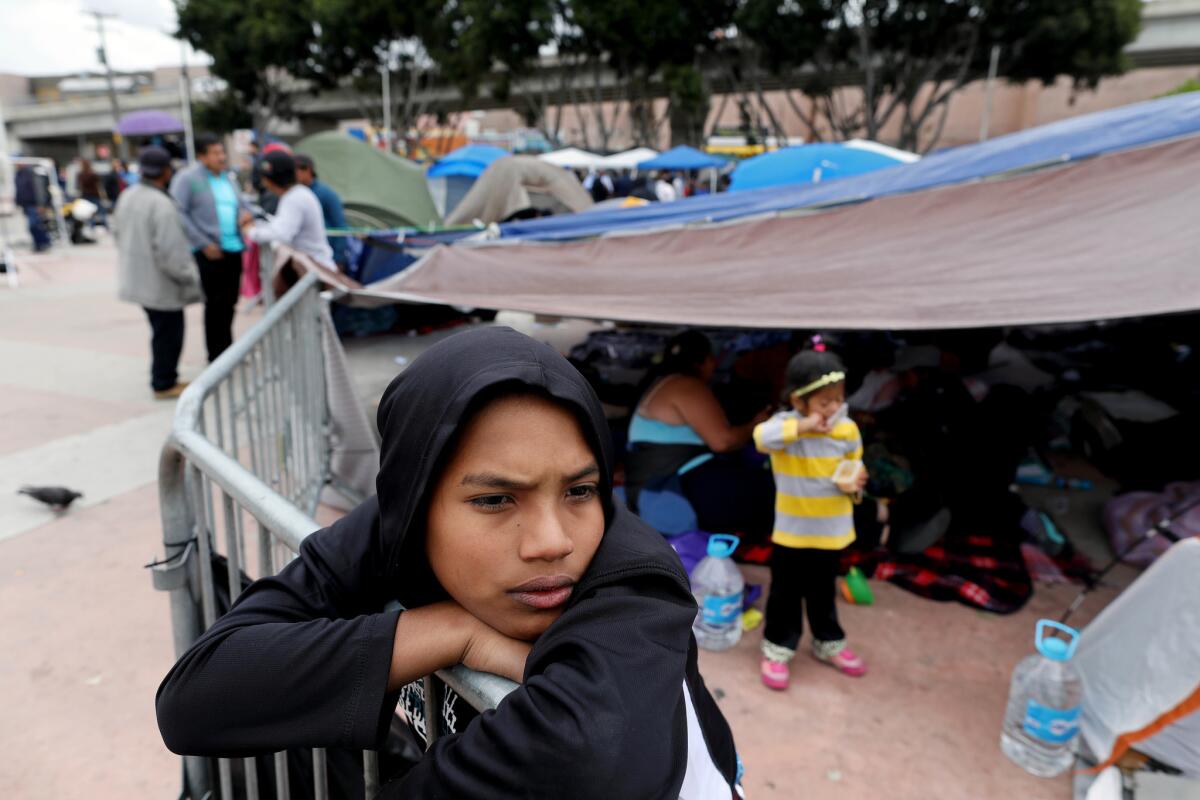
left=706, top=534, right=740, bottom=558
left=1036, top=619, right=1080, bottom=661
left=1040, top=638, right=1069, bottom=660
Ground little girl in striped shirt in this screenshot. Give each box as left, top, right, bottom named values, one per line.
left=754, top=347, right=869, bottom=690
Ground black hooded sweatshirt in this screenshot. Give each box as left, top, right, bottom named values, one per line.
left=156, top=326, right=739, bottom=798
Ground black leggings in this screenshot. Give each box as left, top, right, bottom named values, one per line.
left=763, top=546, right=845, bottom=650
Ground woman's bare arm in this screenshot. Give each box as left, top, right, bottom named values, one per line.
left=668, top=377, right=765, bottom=452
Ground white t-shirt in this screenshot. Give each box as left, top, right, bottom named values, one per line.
left=679, top=680, right=739, bottom=799
left=248, top=184, right=335, bottom=267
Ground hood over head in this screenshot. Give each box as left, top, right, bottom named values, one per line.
left=375, top=326, right=629, bottom=607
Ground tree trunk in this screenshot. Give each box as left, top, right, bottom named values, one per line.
left=782, top=89, right=823, bottom=142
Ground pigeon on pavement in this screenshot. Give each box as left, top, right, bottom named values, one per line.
left=18, top=486, right=84, bottom=512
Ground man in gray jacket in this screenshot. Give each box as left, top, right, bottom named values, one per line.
left=169, top=133, right=251, bottom=362
left=114, top=147, right=202, bottom=400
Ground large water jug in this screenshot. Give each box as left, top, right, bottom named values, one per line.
left=1001, top=619, right=1084, bottom=777
left=692, top=534, right=744, bottom=651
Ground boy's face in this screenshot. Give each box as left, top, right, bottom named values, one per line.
left=791, top=382, right=846, bottom=420
left=424, top=393, right=605, bottom=642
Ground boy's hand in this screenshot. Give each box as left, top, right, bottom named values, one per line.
left=388, top=601, right=530, bottom=691
left=461, top=615, right=531, bottom=684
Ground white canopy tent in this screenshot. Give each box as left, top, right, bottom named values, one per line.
left=537, top=147, right=605, bottom=170
left=1076, top=538, right=1200, bottom=777
left=598, top=147, right=660, bottom=171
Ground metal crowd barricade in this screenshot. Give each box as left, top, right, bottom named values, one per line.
left=152, top=270, right=514, bottom=799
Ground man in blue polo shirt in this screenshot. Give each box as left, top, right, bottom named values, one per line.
left=169, top=133, right=252, bottom=361
left=293, top=153, right=348, bottom=270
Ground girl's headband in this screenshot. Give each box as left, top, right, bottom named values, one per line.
left=790, top=370, right=846, bottom=399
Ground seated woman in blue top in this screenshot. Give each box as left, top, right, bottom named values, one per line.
left=625, top=331, right=776, bottom=541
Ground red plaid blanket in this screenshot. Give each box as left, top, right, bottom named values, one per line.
left=841, top=532, right=1091, bottom=614
left=842, top=535, right=1032, bottom=614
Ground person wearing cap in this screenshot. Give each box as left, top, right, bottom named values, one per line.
left=169, top=132, right=253, bottom=362
left=113, top=147, right=202, bottom=400
left=240, top=151, right=334, bottom=268
left=293, top=153, right=348, bottom=269
left=252, top=140, right=291, bottom=214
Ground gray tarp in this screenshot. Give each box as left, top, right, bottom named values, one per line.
left=363, top=136, right=1200, bottom=330
left=445, top=156, right=593, bottom=226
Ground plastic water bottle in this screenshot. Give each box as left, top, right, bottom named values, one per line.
left=1001, top=620, right=1084, bottom=777
left=692, top=534, right=744, bottom=651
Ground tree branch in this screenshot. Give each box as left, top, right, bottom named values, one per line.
left=906, top=22, right=980, bottom=150
left=782, top=90, right=822, bottom=141
left=921, top=92, right=955, bottom=155
left=750, top=69, right=788, bottom=145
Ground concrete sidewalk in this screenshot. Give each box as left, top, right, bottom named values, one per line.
left=0, top=239, right=258, bottom=798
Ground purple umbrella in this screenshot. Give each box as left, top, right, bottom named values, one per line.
left=117, top=110, right=185, bottom=136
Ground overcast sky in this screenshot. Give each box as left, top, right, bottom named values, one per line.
left=0, top=0, right=211, bottom=76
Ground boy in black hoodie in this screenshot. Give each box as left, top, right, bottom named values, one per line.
left=157, top=326, right=741, bottom=798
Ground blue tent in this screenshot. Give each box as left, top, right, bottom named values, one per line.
left=730, top=142, right=913, bottom=192
left=427, top=144, right=509, bottom=178
left=637, top=145, right=727, bottom=171
left=495, top=92, right=1200, bottom=242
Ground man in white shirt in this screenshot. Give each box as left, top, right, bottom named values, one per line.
left=240, top=151, right=335, bottom=267
left=654, top=172, right=678, bottom=202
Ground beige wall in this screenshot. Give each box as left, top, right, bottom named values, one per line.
left=0, top=74, right=30, bottom=103
left=152, top=65, right=211, bottom=91
left=512, top=65, right=1200, bottom=152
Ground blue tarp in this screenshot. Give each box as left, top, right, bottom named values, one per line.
left=729, top=143, right=909, bottom=191
left=350, top=229, right=480, bottom=284
left=638, top=145, right=727, bottom=171
left=498, top=92, right=1200, bottom=242
left=427, top=144, right=509, bottom=178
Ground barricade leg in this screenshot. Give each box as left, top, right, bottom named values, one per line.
left=154, top=446, right=212, bottom=798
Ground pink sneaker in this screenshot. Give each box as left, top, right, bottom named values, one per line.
left=814, top=645, right=867, bottom=677
left=761, top=658, right=790, bottom=690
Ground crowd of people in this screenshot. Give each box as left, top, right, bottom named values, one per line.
left=13, top=155, right=140, bottom=249
left=578, top=167, right=725, bottom=204
left=99, top=132, right=346, bottom=398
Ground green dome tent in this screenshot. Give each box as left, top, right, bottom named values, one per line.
left=293, top=132, right=442, bottom=229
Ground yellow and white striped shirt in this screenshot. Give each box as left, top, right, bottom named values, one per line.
left=753, top=411, right=862, bottom=550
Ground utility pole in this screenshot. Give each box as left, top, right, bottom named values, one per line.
left=88, top=10, right=129, bottom=160
left=380, top=64, right=392, bottom=153
left=179, top=39, right=195, bottom=162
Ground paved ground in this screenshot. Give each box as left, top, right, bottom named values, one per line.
left=0, top=239, right=1133, bottom=798
left=0, top=238, right=258, bottom=798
